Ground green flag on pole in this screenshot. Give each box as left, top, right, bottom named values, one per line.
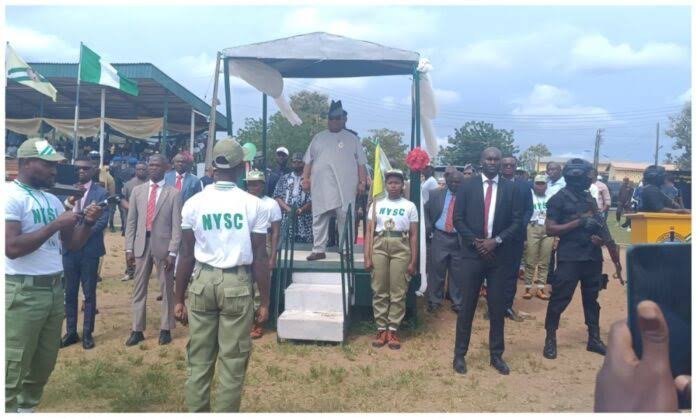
left=6, top=43, right=58, bottom=101
left=79, top=44, right=139, bottom=96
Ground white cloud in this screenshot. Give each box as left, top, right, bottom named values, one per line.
left=311, top=78, right=369, bottom=91
left=512, top=84, right=613, bottom=126
left=433, top=88, right=460, bottom=106
left=677, top=88, right=691, bottom=104
left=6, top=25, right=78, bottom=61
left=569, top=34, right=688, bottom=72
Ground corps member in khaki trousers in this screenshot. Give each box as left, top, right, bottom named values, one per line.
left=364, top=169, right=418, bottom=350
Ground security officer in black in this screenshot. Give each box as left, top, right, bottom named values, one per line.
left=542, top=159, right=623, bottom=359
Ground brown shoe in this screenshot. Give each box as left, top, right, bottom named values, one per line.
left=536, top=289, right=550, bottom=300
left=250, top=324, right=264, bottom=339
left=372, top=330, right=388, bottom=348
left=306, top=252, right=326, bottom=261
left=387, top=330, right=401, bottom=350
left=479, top=286, right=487, bottom=298
left=522, top=289, right=533, bottom=299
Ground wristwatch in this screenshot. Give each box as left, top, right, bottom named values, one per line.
left=494, top=236, right=503, bottom=245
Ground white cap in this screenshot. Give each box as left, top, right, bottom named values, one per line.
left=597, top=175, right=603, bottom=180
left=276, top=147, right=289, bottom=156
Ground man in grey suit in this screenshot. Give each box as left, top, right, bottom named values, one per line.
left=424, top=170, right=465, bottom=313
left=165, top=152, right=202, bottom=205
left=124, top=154, right=182, bottom=346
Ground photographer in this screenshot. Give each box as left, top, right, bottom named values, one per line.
left=6, top=138, right=103, bottom=412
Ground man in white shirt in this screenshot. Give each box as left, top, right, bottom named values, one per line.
left=545, top=162, right=566, bottom=199
left=421, top=164, right=438, bottom=205
left=5, top=138, right=103, bottom=412
left=174, top=138, right=270, bottom=412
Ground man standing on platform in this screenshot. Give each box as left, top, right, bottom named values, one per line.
left=266, top=147, right=290, bottom=197
left=302, top=100, right=367, bottom=261
left=124, top=155, right=182, bottom=346
left=452, top=147, right=523, bottom=375
left=424, top=170, right=465, bottom=313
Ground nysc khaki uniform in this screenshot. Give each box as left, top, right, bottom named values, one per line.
left=180, top=179, right=270, bottom=412
left=368, top=197, right=418, bottom=331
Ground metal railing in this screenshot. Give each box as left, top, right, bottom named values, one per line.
left=274, top=207, right=297, bottom=342
left=338, top=204, right=356, bottom=341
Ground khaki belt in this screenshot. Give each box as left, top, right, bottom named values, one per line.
left=6, top=273, right=62, bottom=288
left=200, top=264, right=250, bottom=274
left=378, top=231, right=409, bottom=238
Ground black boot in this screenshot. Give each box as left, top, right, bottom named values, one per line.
left=543, top=330, right=557, bottom=359
left=587, top=328, right=607, bottom=355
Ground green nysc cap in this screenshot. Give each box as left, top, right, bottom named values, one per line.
left=245, top=169, right=266, bottom=182
left=212, top=138, right=244, bottom=169
left=17, top=138, right=65, bottom=162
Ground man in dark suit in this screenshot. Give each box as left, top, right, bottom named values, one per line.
left=500, top=156, right=533, bottom=321
left=60, top=158, right=111, bottom=350
left=424, top=170, right=465, bottom=313
left=165, top=152, right=202, bottom=205
left=452, top=147, right=523, bottom=375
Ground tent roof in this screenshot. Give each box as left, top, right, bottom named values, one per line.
left=6, top=63, right=227, bottom=131
left=222, top=32, right=420, bottom=78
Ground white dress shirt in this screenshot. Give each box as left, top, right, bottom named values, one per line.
left=481, top=173, right=499, bottom=239
left=148, top=179, right=166, bottom=205
left=546, top=176, right=566, bottom=198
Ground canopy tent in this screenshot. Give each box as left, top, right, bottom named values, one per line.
left=6, top=62, right=227, bottom=157
left=220, top=32, right=438, bottom=293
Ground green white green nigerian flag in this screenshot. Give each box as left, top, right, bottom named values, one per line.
left=79, top=44, right=139, bottom=96
left=6, top=43, right=58, bottom=101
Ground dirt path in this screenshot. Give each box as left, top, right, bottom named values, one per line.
left=39, top=231, right=627, bottom=412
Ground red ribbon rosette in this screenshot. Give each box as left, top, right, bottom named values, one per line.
left=405, top=147, right=431, bottom=172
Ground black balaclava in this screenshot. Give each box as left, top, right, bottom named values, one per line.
left=563, top=158, right=593, bottom=193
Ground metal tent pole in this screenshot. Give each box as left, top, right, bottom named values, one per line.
left=223, top=58, right=233, bottom=136
left=190, top=108, right=195, bottom=156
left=99, top=88, right=105, bottom=167
left=161, top=94, right=168, bottom=155
left=262, top=93, right=268, bottom=172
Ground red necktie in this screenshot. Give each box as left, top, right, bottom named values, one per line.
left=444, top=194, right=456, bottom=232
left=146, top=183, right=158, bottom=231
left=483, top=179, right=493, bottom=238
left=175, top=174, right=183, bottom=191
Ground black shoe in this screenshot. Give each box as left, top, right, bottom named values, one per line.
left=125, top=331, right=145, bottom=346
left=159, top=330, right=172, bottom=345
left=543, top=331, right=557, bottom=359
left=453, top=356, right=467, bottom=374
left=483, top=308, right=490, bottom=320
left=61, top=332, right=80, bottom=348
left=109, top=226, right=116, bottom=233
left=427, top=304, right=440, bottom=313
left=97, top=275, right=102, bottom=283
left=450, top=305, right=461, bottom=314
left=587, top=331, right=607, bottom=356
left=156, top=294, right=163, bottom=301
left=82, top=333, right=95, bottom=350
left=505, top=308, right=524, bottom=322
left=490, top=355, right=510, bottom=375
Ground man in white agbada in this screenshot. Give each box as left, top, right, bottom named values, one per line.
left=302, top=100, right=368, bottom=261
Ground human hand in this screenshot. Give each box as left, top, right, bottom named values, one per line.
left=53, top=211, right=81, bottom=230
left=590, top=234, right=604, bottom=247
left=594, top=301, right=684, bottom=412
left=164, top=255, right=176, bottom=272
left=82, top=204, right=104, bottom=225
left=407, top=262, right=417, bottom=276
left=255, top=304, right=269, bottom=324
left=301, top=178, right=311, bottom=192
left=174, top=303, right=188, bottom=325
left=364, top=257, right=373, bottom=272
left=268, top=255, right=277, bottom=270
left=479, top=238, right=497, bottom=255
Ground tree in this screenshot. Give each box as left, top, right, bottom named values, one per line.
left=518, top=143, right=551, bottom=172
left=235, top=90, right=330, bottom=163
left=664, top=102, right=691, bottom=170
left=439, top=121, right=518, bottom=166
left=361, top=129, right=409, bottom=172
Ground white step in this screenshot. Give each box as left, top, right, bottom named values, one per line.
left=284, top=283, right=344, bottom=313
left=277, top=310, right=344, bottom=342
left=292, top=271, right=342, bottom=286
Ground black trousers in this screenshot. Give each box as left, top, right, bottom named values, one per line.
left=63, top=253, right=99, bottom=335
left=504, top=240, right=525, bottom=310
left=454, top=256, right=510, bottom=358
left=544, top=260, right=602, bottom=332
left=427, top=230, right=464, bottom=309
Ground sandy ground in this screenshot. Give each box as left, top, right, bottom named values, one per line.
left=39, top=229, right=628, bottom=412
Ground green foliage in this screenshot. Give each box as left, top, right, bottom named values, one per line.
left=235, top=91, right=330, bottom=162
left=664, top=102, right=691, bottom=170
left=439, top=121, right=518, bottom=166
left=361, top=128, right=409, bottom=172
left=518, top=143, right=552, bottom=171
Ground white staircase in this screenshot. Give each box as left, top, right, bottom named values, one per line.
left=277, top=272, right=349, bottom=342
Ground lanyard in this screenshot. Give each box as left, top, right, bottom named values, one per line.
left=14, top=180, right=53, bottom=225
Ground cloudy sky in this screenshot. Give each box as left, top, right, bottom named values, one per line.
left=6, top=5, right=691, bottom=162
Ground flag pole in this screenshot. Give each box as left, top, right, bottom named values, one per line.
left=99, top=88, right=105, bottom=168
left=71, top=42, right=83, bottom=163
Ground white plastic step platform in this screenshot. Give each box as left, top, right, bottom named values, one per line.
left=277, top=310, right=344, bottom=342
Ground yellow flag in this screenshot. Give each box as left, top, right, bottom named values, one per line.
left=6, top=43, right=57, bottom=101
left=372, top=143, right=392, bottom=199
